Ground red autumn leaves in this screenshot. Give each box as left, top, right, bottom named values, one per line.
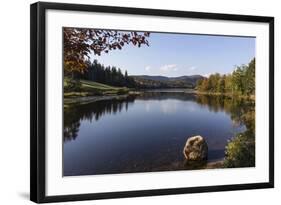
left=64, top=28, right=150, bottom=74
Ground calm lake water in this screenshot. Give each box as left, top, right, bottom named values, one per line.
left=63, top=92, right=251, bottom=176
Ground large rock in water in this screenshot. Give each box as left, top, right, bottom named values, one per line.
left=183, top=135, right=208, bottom=161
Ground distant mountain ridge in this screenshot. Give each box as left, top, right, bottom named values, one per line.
left=130, top=75, right=204, bottom=89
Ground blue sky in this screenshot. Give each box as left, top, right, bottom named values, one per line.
left=91, top=32, right=255, bottom=77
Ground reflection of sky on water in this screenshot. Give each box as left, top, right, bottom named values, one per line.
left=143, top=100, right=197, bottom=114
left=63, top=93, right=250, bottom=176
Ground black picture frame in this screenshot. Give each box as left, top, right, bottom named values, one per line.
left=30, top=1, right=274, bottom=203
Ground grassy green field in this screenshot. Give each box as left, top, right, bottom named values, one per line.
left=64, top=78, right=129, bottom=98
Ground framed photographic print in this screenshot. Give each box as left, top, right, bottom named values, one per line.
left=30, top=1, right=274, bottom=203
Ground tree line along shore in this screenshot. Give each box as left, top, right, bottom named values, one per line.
left=64, top=58, right=255, bottom=101
left=195, top=58, right=255, bottom=99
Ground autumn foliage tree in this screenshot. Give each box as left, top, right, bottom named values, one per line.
left=64, top=28, right=150, bottom=75
left=196, top=58, right=255, bottom=96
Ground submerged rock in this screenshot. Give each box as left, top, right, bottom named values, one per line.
left=183, top=135, right=208, bottom=161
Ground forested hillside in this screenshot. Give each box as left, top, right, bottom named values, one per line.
left=131, top=75, right=204, bottom=89
left=68, top=59, right=204, bottom=89
left=71, top=60, right=136, bottom=88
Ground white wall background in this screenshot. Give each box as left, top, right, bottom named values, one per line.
left=0, top=0, right=279, bottom=204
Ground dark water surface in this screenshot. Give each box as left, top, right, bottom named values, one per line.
left=63, top=92, right=250, bottom=176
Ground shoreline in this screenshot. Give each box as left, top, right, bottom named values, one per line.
left=193, top=90, right=255, bottom=100
left=64, top=91, right=142, bottom=106
left=64, top=94, right=130, bottom=106
left=205, top=159, right=224, bottom=169
left=64, top=88, right=255, bottom=106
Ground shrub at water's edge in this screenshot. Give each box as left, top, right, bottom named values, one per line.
left=224, top=132, right=255, bottom=168
left=224, top=105, right=255, bottom=168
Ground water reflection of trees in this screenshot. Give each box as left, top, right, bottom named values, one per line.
left=64, top=96, right=136, bottom=141
left=196, top=95, right=254, bottom=127
left=195, top=94, right=255, bottom=167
